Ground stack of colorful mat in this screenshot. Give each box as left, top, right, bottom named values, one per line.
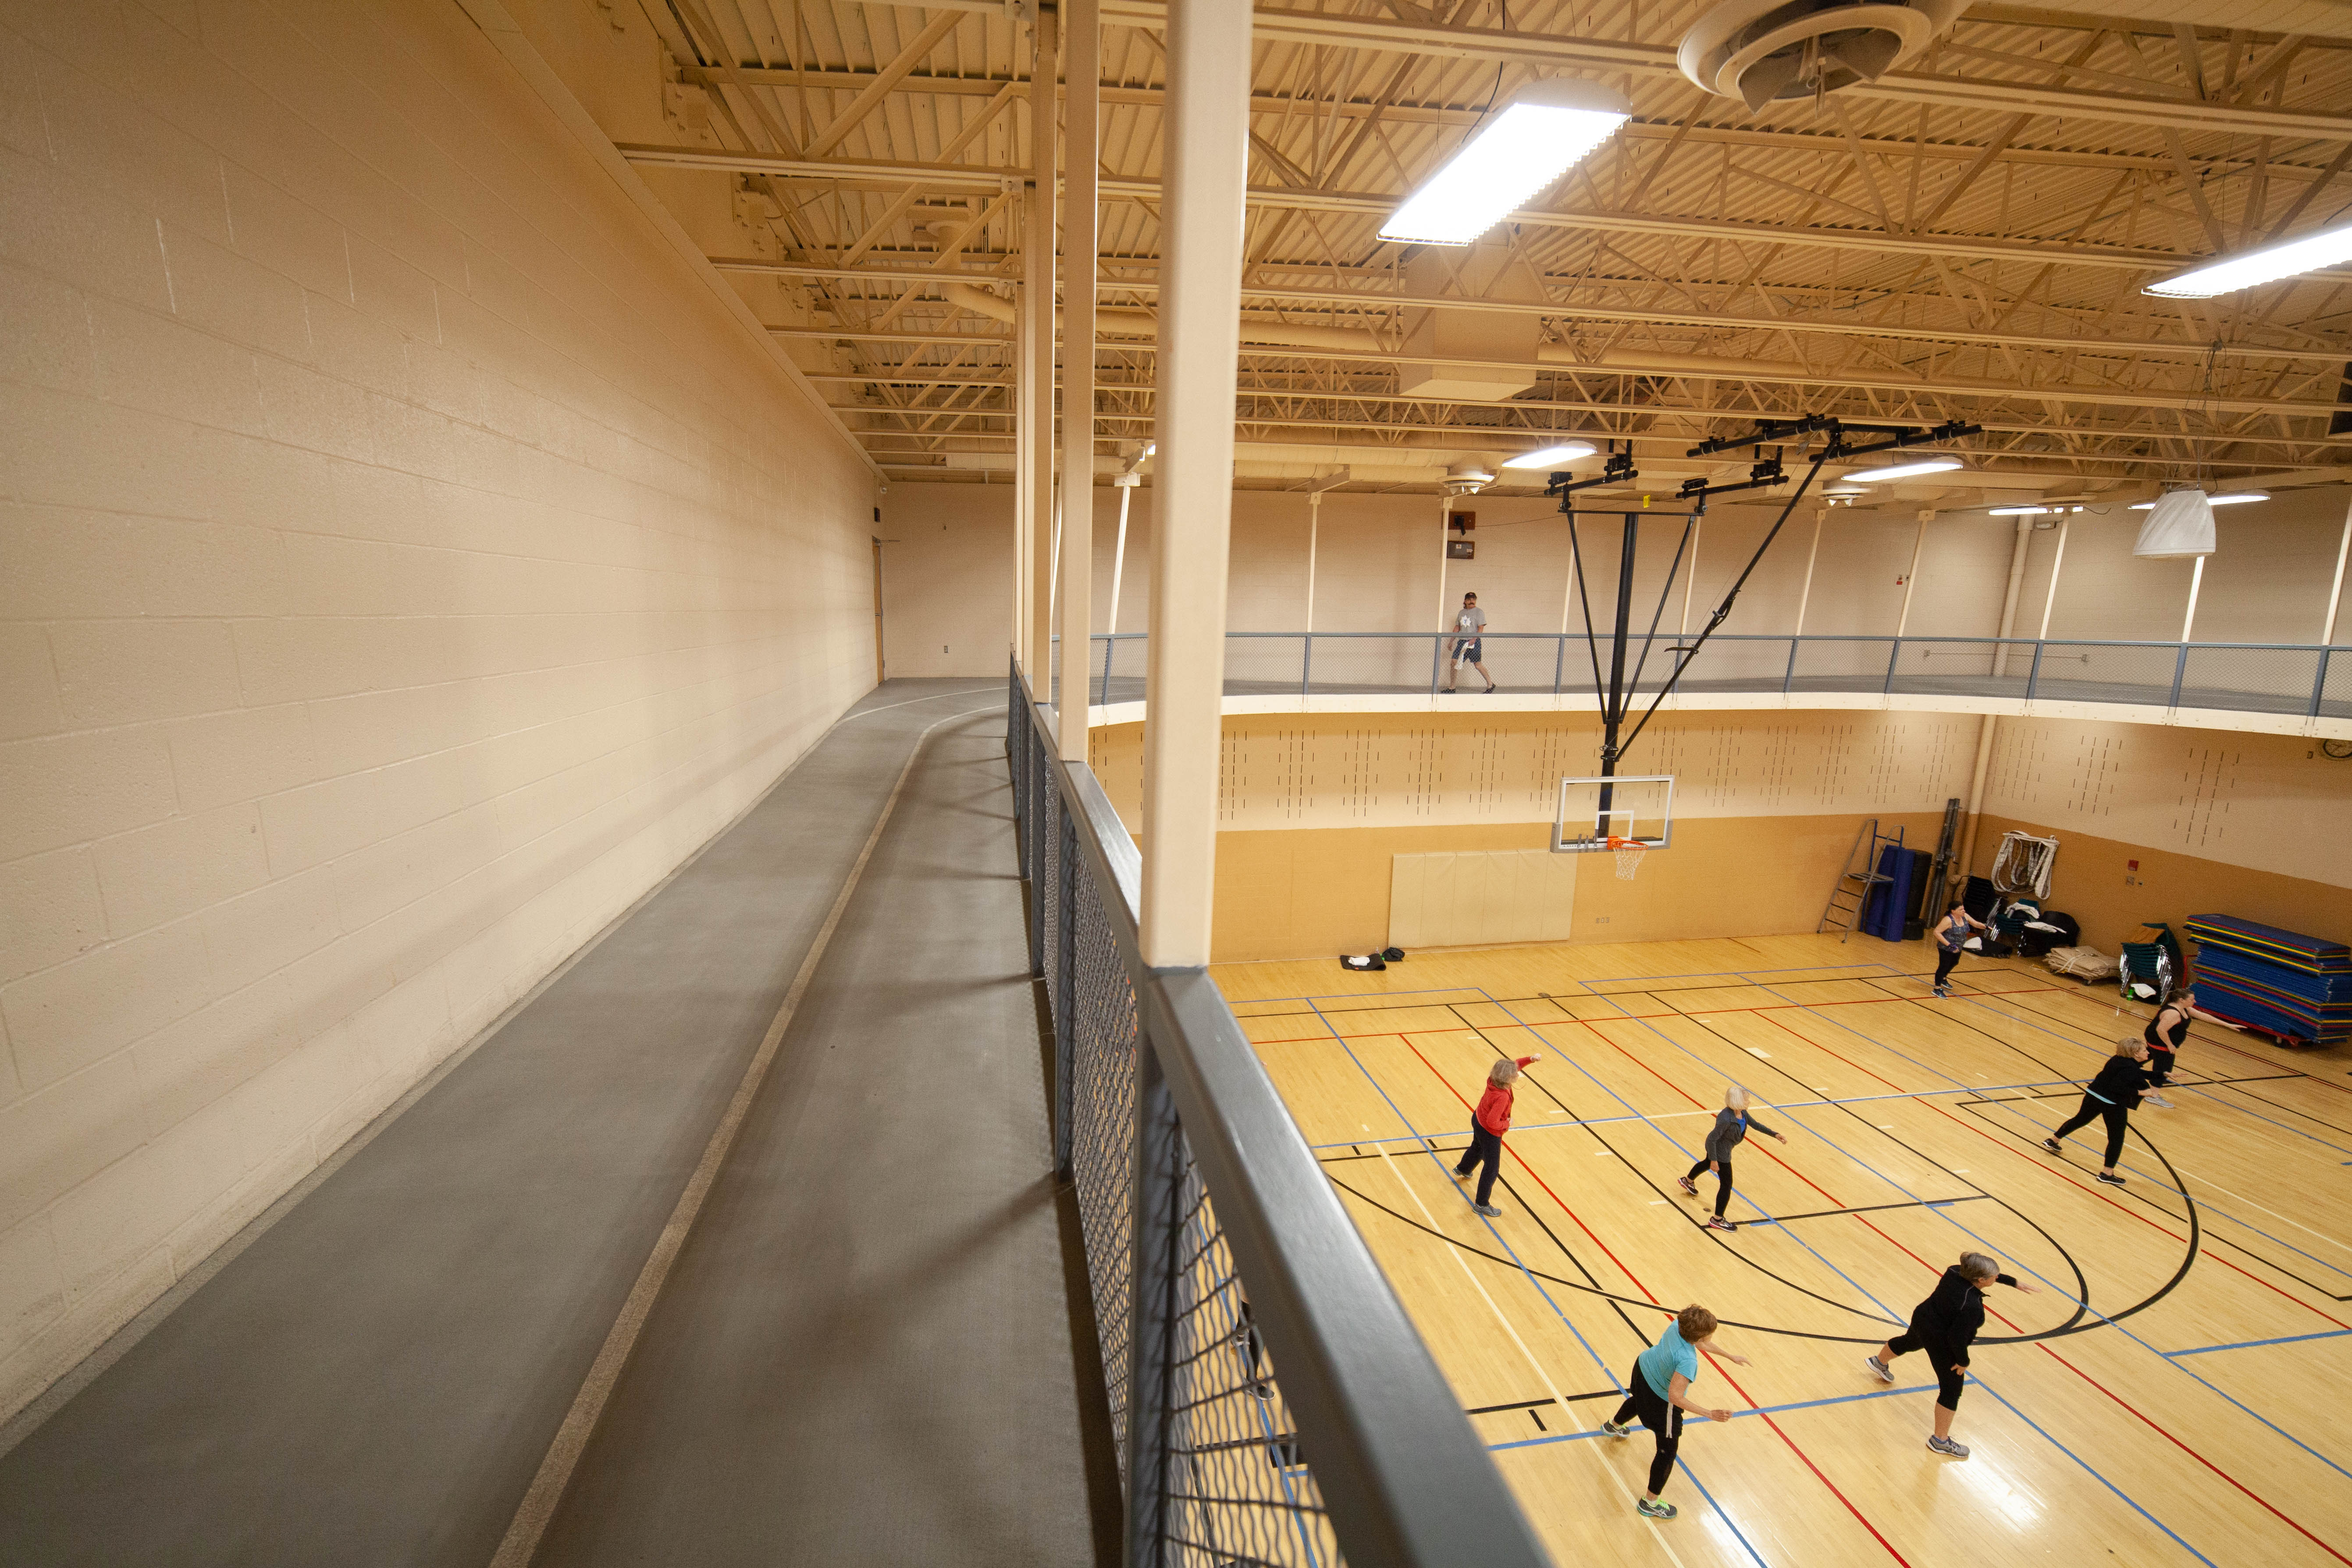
left=2184, top=914, right=2352, bottom=1044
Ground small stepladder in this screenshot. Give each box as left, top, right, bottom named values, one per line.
left=1819, top=818, right=1905, bottom=941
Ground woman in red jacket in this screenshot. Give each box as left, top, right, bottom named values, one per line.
left=1452, top=1053, right=1541, bottom=1216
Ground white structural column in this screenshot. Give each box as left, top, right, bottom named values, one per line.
left=1025, top=4, right=1060, bottom=695
left=2036, top=516, right=2070, bottom=640
left=1893, top=509, right=1931, bottom=637
left=1139, top=0, right=1251, bottom=969
left=1057, top=0, right=1098, bottom=759
left=1013, top=280, right=1032, bottom=668
left=1956, top=516, right=2036, bottom=898
left=1792, top=509, right=1825, bottom=634
left=2180, top=556, right=2207, bottom=644
left=2324, top=495, right=2352, bottom=645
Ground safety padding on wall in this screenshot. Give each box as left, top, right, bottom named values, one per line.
left=1390, top=849, right=1580, bottom=950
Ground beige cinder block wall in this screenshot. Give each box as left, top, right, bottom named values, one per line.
left=0, top=0, right=875, bottom=1420
left=1970, top=718, right=2352, bottom=956
left=876, top=481, right=1015, bottom=678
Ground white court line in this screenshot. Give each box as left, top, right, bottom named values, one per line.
left=488, top=704, right=990, bottom=1566
left=1373, top=1146, right=1691, bottom=1568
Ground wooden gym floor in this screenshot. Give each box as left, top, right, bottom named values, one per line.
left=1212, top=933, right=2352, bottom=1568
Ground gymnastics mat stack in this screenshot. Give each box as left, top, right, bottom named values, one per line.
left=2183, top=914, right=2352, bottom=1044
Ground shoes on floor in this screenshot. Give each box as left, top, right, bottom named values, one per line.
left=1705, top=1216, right=1738, bottom=1232
left=1932, top=985, right=1951, bottom=999
left=1863, top=1354, right=1894, bottom=1384
left=1636, top=1497, right=1678, bottom=1519
left=1676, top=1176, right=1699, bottom=1197
left=2096, top=1171, right=2127, bottom=1186
left=1484, top=683, right=1497, bottom=693
left=2143, top=1092, right=2174, bottom=1109
left=1927, top=1435, right=1970, bottom=1458
left=1249, top=1381, right=1272, bottom=1401
left=1451, top=1167, right=1471, bottom=1183
left=2041, top=1138, right=2062, bottom=1153
left=1474, top=1202, right=1502, bottom=1217
left=1601, top=1419, right=1633, bottom=1438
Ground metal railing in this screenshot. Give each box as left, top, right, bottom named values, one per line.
left=1076, top=631, right=2352, bottom=720
left=1007, top=661, right=1551, bottom=1568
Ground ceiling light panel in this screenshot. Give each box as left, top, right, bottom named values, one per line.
left=1502, top=442, right=1598, bottom=467
left=1379, top=80, right=1630, bottom=247
left=1845, top=458, right=1962, bottom=483
left=2144, top=220, right=2352, bottom=298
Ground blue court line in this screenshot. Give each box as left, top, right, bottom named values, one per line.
left=2165, top=1329, right=2352, bottom=1357
left=1509, top=962, right=2352, bottom=1547
left=1965, top=988, right=2352, bottom=1161
left=1477, top=989, right=1914, bottom=1325
left=1225, top=959, right=1926, bottom=1010
left=1964, top=1377, right=2220, bottom=1566
left=1487, top=1382, right=1940, bottom=1451
left=1900, top=988, right=2352, bottom=1283
left=1306, top=1076, right=2082, bottom=1150
left=1297, top=998, right=1772, bottom=1568
left=1723, top=967, right=2352, bottom=1486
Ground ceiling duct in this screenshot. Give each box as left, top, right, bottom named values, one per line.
left=1679, top=0, right=1965, bottom=110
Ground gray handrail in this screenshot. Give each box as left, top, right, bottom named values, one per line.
left=1080, top=631, right=2351, bottom=718
left=1009, top=661, right=1553, bottom=1568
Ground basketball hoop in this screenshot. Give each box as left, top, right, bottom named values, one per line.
left=1607, top=836, right=1647, bottom=881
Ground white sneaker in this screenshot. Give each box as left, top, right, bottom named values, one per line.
left=2143, top=1092, right=2174, bottom=1109
left=1863, top=1354, right=1894, bottom=1384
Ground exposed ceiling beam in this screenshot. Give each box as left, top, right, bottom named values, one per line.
left=771, top=327, right=2345, bottom=417
left=634, top=146, right=2190, bottom=271
left=726, top=251, right=2341, bottom=363
left=690, top=64, right=2345, bottom=179
left=1086, top=2, right=2352, bottom=139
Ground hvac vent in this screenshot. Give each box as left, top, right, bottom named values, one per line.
left=1679, top=0, right=1963, bottom=110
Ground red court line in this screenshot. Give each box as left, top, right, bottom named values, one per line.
left=1402, top=1039, right=1916, bottom=1566
left=1916, top=1099, right=2352, bottom=1331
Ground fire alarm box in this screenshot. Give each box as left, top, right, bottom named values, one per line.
left=1446, top=539, right=1476, bottom=559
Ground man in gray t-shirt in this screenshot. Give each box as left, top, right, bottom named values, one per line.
left=1445, top=592, right=1494, bottom=693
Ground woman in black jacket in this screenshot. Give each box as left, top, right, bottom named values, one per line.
left=2042, top=1038, right=2155, bottom=1186
left=1863, top=1251, right=2039, bottom=1458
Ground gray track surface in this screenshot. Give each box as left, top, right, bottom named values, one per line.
left=0, top=680, right=1104, bottom=1568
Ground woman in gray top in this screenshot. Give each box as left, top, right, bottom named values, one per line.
left=1676, top=1086, right=1789, bottom=1231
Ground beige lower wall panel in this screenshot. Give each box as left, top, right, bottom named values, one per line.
left=1213, top=812, right=1947, bottom=962
left=1389, top=848, right=1579, bottom=949
left=0, top=3, right=876, bottom=1421
left=1966, top=815, right=2352, bottom=965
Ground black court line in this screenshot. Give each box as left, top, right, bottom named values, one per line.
left=1324, top=1171, right=1903, bottom=1343
left=1560, top=993, right=2115, bottom=1346
left=1954, top=1098, right=2352, bottom=1304
left=1465, top=1391, right=1623, bottom=1415
left=1749, top=1196, right=1991, bottom=1225
left=1441, top=1001, right=1919, bottom=1329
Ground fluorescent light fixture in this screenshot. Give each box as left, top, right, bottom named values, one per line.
left=1379, top=79, right=1630, bottom=246
left=2145, top=219, right=2352, bottom=298
left=1845, top=458, right=1962, bottom=483
left=2130, top=491, right=2266, bottom=509
left=1501, top=441, right=1598, bottom=468
left=1988, top=504, right=2085, bottom=516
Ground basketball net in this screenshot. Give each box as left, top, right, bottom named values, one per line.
left=1606, top=836, right=1647, bottom=881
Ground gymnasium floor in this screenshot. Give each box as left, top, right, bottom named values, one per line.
left=1213, top=934, right=2352, bottom=1568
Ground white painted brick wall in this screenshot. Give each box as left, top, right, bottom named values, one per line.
left=0, top=0, right=876, bottom=1422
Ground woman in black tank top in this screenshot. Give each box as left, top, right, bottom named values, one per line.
left=2141, top=998, right=2190, bottom=1103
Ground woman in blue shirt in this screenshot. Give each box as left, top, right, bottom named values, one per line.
left=1601, top=1304, right=1749, bottom=1519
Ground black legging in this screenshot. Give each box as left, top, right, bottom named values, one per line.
left=1455, top=1121, right=1502, bottom=1205
left=1685, top=1155, right=1733, bottom=1218
left=2146, top=1047, right=2176, bottom=1087
left=1612, top=1369, right=1684, bottom=1495
left=1933, top=945, right=1962, bottom=987
left=1882, top=1330, right=1969, bottom=1411
left=2053, top=1093, right=2130, bottom=1167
